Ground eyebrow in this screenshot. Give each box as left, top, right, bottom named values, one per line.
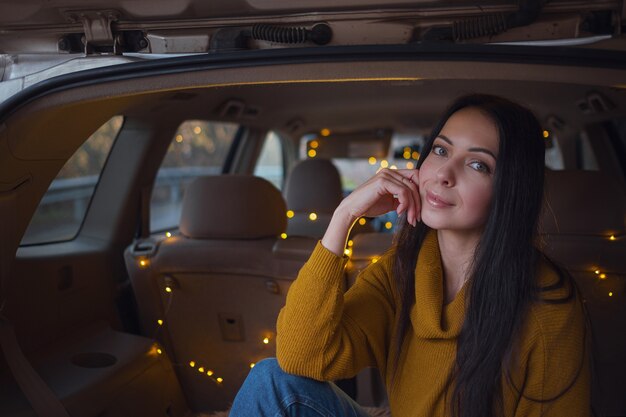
left=436, top=134, right=497, bottom=160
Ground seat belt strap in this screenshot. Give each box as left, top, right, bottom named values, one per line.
left=0, top=184, right=71, bottom=417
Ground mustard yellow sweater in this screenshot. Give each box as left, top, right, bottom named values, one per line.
left=276, top=231, right=591, bottom=416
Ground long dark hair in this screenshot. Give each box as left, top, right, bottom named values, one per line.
left=392, top=94, right=551, bottom=417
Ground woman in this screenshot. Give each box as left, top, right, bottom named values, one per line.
left=230, top=94, right=591, bottom=416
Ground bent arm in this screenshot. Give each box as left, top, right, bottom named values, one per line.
left=276, top=168, right=417, bottom=381
left=276, top=242, right=396, bottom=381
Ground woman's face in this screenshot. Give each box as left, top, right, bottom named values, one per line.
left=419, top=107, right=499, bottom=239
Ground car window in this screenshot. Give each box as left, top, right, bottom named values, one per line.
left=253, top=131, right=284, bottom=190
left=20, top=116, right=124, bottom=245
left=150, top=121, right=239, bottom=232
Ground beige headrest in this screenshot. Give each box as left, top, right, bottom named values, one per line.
left=284, top=159, right=343, bottom=212
left=180, top=175, right=286, bottom=239
left=542, top=170, right=626, bottom=235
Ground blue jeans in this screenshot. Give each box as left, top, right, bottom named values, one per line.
left=229, top=358, right=371, bottom=417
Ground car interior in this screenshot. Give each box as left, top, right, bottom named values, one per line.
left=0, top=46, right=625, bottom=416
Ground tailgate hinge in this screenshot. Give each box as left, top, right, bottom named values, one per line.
left=64, top=10, right=121, bottom=55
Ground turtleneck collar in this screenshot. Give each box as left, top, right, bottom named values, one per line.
left=411, top=230, right=468, bottom=340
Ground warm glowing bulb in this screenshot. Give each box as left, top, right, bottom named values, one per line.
left=609, top=292, right=613, bottom=297
left=263, top=337, right=270, bottom=344
left=599, top=274, right=607, bottom=279
left=385, top=221, right=393, bottom=229
left=609, top=235, right=616, bottom=241
left=286, top=210, right=294, bottom=218
left=412, top=151, right=420, bottom=160
left=344, top=248, right=351, bottom=256
left=594, top=270, right=600, bottom=274
left=189, top=361, right=196, bottom=368
left=157, top=348, right=162, bottom=355
left=348, top=240, right=354, bottom=247
left=139, top=258, right=149, bottom=268
left=165, top=286, right=172, bottom=293
left=403, top=151, right=411, bottom=159
left=368, top=157, right=377, bottom=165
left=194, top=126, right=202, bottom=134
left=380, top=160, right=389, bottom=168
left=281, top=233, right=287, bottom=239
left=198, top=367, right=205, bottom=373
left=157, top=319, right=163, bottom=326
left=372, top=257, right=379, bottom=264
left=390, top=165, right=398, bottom=170
left=165, top=232, right=172, bottom=238
left=250, top=363, right=256, bottom=368
left=310, top=140, right=319, bottom=149
left=308, top=149, right=317, bottom=158
left=406, top=162, right=415, bottom=169
left=321, top=128, right=330, bottom=136
left=309, top=213, right=318, bottom=221
left=216, top=377, right=224, bottom=383
left=543, top=130, right=550, bottom=138
left=358, top=218, right=366, bottom=226
left=207, top=370, right=214, bottom=376
left=175, top=134, right=183, bottom=143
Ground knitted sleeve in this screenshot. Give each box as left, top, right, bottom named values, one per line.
left=506, top=267, right=592, bottom=417
left=276, top=241, right=397, bottom=381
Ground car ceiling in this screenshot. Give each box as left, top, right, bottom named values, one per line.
left=10, top=57, right=626, bottom=144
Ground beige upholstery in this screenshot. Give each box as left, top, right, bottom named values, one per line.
left=0, top=322, right=187, bottom=417
left=540, top=169, right=625, bottom=416
left=542, top=170, right=625, bottom=236
left=180, top=175, right=286, bottom=239
left=540, top=170, right=625, bottom=270
left=125, top=175, right=298, bottom=412
left=283, top=159, right=343, bottom=238
left=285, top=159, right=343, bottom=212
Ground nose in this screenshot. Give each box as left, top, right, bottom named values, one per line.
left=436, top=161, right=455, bottom=187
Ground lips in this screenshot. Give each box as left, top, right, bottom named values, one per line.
left=425, top=190, right=454, bottom=208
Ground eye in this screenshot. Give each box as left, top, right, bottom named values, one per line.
left=469, top=161, right=491, bottom=174
left=432, top=145, right=447, bottom=157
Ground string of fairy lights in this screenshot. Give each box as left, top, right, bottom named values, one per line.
left=146, top=279, right=275, bottom=387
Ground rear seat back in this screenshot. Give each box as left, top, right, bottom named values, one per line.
left=540, top=169, right=626, bottom=416
left=125, top=175, right=294, bottom=412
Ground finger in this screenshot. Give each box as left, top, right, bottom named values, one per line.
left=389, top=178, right=417, bottom=224
left=355, top=170, right=408, bottom=217
left=395, top=170, right=420, bottom=225
left=376, top=173, right=415, bottom=220
left=402, top=176, right=421, bottom=225
left=396, top=168, right=419, bottom=184
left=402, top=178, right=419, bottom=226
left=364, top=169, right=417, bottom=224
